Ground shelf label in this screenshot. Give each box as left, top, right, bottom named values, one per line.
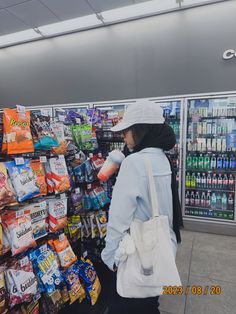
left=40, top=156, right=47, bottom=163
left=15, top=157, right=24, bottom=165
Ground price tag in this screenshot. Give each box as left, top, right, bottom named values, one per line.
left=58, top=155, right=64, bottom=160
left=16, top=210, right=24, bottom=218
left=40, top=244, right=47, bottom=254
left=40, top=108, right=52, bottom=117
left=20, top=256, right=29, bottom=267
left=83, top=251, right=88, bottom=258
left=58, top=115, right=65, bottom=122
left=60, top=193, right=66, bottom=199
left=16, top=105, right=26, bottom=113
left=59, top=233, right=65, bottom=241
left=40, top=156, right=47, bottom=163
left=15, top=157, right=24, bottom=165
left=76, top=118, right=81, bottom=124
left=87, top=184, right=92, bottom=190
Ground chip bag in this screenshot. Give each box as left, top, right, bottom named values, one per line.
left=21, top=297, right=40, bottom=314
left=63, top=262, right=86, bottom=304
left=95, top=211, right=107, bottom=239
left=44, top=161, right=54, bottom=194
left=30, top=160, right=47, bottom=196
left=30, top=201, right=48, bottom=240
left=5, top=160, right=39, bottom=202
left=78, top=258, right=101, bottom=305
left=2, top=209, right=36, bottom=256
left=0, top=265, right=8, bottom=314
left=3, top=107, right=34, bottom=155
left=48, top=198, right=67, bottom=233
left=49, top=157, right=70, bottom=194
left=0, top=162, right=17, bottom=209
left=53, top=234, right=77, bottom=268
left=51, top=122, right=67, bottom=155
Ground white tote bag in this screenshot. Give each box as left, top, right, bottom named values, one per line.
left=116, top=156, right=181, bottom=298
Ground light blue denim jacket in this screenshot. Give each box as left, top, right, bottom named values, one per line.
left=101, top=148, right=177, bottom=270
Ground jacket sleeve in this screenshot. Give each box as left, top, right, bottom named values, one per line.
left=101, top=157, right=140, bottom=270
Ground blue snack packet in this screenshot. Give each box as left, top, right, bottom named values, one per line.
left=93, top=186, right=110, bottom=208
left=84, top=160, right=94, bottom=183
left=73, top=163, right=85, bottom=184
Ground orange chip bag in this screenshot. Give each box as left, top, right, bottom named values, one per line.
left=0, top=162, right=17, bottom=209
left=51, top=122, right=67, bottom=155
left=30, top=160, right=47, bottom=196
left=53, top=234, right=77, bottom=268
left=3, top=107, right=34, bottom=155
left=49, top=156, right=70, bottom=194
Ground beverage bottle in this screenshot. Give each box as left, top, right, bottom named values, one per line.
left=193, top=154, right=198, bottom=170
left=204, top=154, right=210, bottom=170
left=185, top=191, right=190, bottom=206
left=206, top=192, right=211, bottom=207
left=207, top=138, right=212, bottom=152
left=207, top=172, right=212, bottom=188
left=211, top=154, right=217, bottom=170
left=229, top=155, right=235, bottom=170
left=228, top=174, right=235, bottom=191
left=228, top=194, right=234, bottom=211
left=190, top=192, right=195, bottom=206
left=223, top=155, right=229, bottom=169
left=196, top=173, right=201, bottom=188
left=217, top=173, right=223, bottom=189
left=211, top=192, right=217, bottom=209
left=186, top=172, right=191, bottom=188
left=216, top=193, right=222, bottom=210
left=222, top=193, right=227, bottom=211
left=191, top=173, right=196, bottom=188
left=201, top=173, right=207, bottom=188
left=195, top=192, right=200, bottom=206
left=187, top=155, right=192, bottom=169
left=223, top=174, right=228, bottom=190
left=200, top=192, right=206, bottom=207
left=212, top=173, right=217, bottom=189
left=199, top=154, right=204, bottom=170
left=217, top=155, right=223, bottom=169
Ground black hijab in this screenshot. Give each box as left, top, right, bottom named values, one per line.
left=123, top=123, right=184, bottom=243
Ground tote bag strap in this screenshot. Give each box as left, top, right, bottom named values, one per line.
left=144, top=155, right=160, bottom=218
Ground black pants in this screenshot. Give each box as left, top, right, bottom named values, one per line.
left=107, top=272, right=160, bottom=314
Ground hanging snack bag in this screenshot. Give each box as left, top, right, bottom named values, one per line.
left=30, top=201, right=48, bottom=240
left=21, top=297, right=40, bottom=314
left=70, top=188, right=84, bottom=214
left=67, top=215, right=81, bottom=243
left=30, top=160, right=47, bottom=196
left=48, top=198, right=67, bottom=233
left=93, top=186, right=110, bottom=208
left=29, top=244, right=63, bottom=294
left=73, top=163, right=85, bottom=184
left=5, top=256, right=38, bottom=308
left=49, top=156, right=70, bottom=194
left=53, top=234, right=77, bottom=268
left=2, top=209, right=36, bottom=256
left=51, top=122, right=67, bottom=155
left=89, top=190, right=101, bottom=210
left=63, top=262, right=86, bottom=304
left=3, top=107, right=34, bottom=155
left=84, top=160, right=94, bottom=183
left=5, top=160, right=39, bottom=202
left=89, top=214, right=99, bottom=239
left=0, top=162, right=17, bottom=209
left=30, top=114, right=59, bottom=150
left=0, top=265, right=7, bottom=314
left=2, top=228, right=11, bottom=255
left=44, top=161, right=54, bottom=194
left=83, top=190, right=92, bottom=211
left=95, top=211, right=107, bottom=239
left=78, top=258, right=101, bottom=306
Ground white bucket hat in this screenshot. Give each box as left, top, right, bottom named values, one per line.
left=111, top=100, right=165, bottom=132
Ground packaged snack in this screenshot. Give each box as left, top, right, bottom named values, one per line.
left=48, top=198, right=67, bottom=233
left=5, top=256, right=38, bottom=308
left=29, top=244, right=62, bottom=294
left=63, top=262, right=86, bottom=304
left=51, top=122, right=67, bottom=155
left=30, top=160, right=47, bottom=196
left=41, top=290, right=64, bottom=314
left=60, top=285, right=70, bottom=304
left=30, top=202, right=48, bottom=240
left=30, top=114, right=59, bottom=150
left=89, top=214, right=99, bottom=239
left=21, top=297, right=40, bottom=314
left=95, top=211, right=107, bottom=238
left=89, top=190, right=101, bottom=210
left=3, top=107, right=34, bottom=155
left=2, top=229, right=11, bottom=255
left=70, top=188, right=84, bottom=213
left=72, top=125, right=93, bottom=151
left=91, top=153, right=105, bottom=171
left=2, top=209, right=36, bottom=256
left=73, top=163, right=85, bottom=184
left=0, top=265, right=8, bottom=314
left=53, top=234, right=77, bottom=268
left=78, top=258, right=101, bottom=305
left=93, top=186, right=110, bottom=208
left=67, top=215, right=81, bottom=242
left=84, top=160, right=94, bottom=183
left=44, top=162, right=54, bottom=194
left=49, top=157, right=70, bottom=194
left=5, top=160, right=39, bottom=202
left=0, top=162, right=17, bottom=209
left=80, top=216, right=91, bottom=238
left=0, top=223, right=2, bottom=256
left=83, top=191, right=92, bottom=211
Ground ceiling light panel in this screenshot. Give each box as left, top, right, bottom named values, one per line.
left=38, top=14, right=102, bottom=36
left=101, top=0, right=179, bottom=23
left=0, top=8, right=29, bottom=35
left=0, top=29, right=42, bottom=47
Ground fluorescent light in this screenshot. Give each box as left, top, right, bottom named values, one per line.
left=101, top=0, right=178, bottom=23
left=38, top=14, right=102, bottom=36
left=0, top=29, right=42, bottom=48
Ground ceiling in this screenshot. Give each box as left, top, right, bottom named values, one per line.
left=0, top=0, right=228, bottom=37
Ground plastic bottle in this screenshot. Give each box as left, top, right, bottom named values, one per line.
left=206, top=192, right=211, bottom=208
left=191, top=173, right=196, bottom=188
left=196, top=173, right=201, bottom=188
left=211, top=155, right=217, bottom=170
left=217, top=174, right=223, bottom=189
left=212, top=173, right=217, bottom=189
left=200, top=192, right=206, bottom=207
left=222, top=194, right=227, bottom=211
left=216, top=193, right=222, bottom=210
left=228, top=194, right=234, bottom=211
left=186, top=172, right=191, bottom=188
left=201, top=173, right=207, bottom=188
left=185, top=191, right=190, bottom=206
left=229, top=155, right=235, bottom=170
left=195, top=192, right=200, bottom=206
left=223, top=155, right=229, bottom=169
left=199, top=154, right=204, bottom=170
left=223, top=174, right=228, bottom=190
left=207, top=172, right=212, bottom=189
left=192, top=154, right=198, bottom=170
left=204, top=154, right=210, bottom=170
left=190, top=192, right=195, bottom=206
left=217, top=155, right=223, bottom=169
left=211, top=193, right=217, bottom=209
left=187, top=155, right=192, bottom=169
left=228, top=174, right=235, bottom=191
left=97, top=150, right=125, bottom=182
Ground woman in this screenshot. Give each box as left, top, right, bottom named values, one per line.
left=101, top=100, right=183, bottom=314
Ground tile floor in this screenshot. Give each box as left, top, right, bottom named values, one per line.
left=159, top=230, right=236, bottom=314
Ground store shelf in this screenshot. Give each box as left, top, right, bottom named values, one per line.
left=185, top=206, right=234, bottom=220
left=188, top=116, right=236, bottom=121
left=97, top=138, right=124, bottom=143
left=185, top=187, right=235, bottom=193
left=186, top=168, right=236, bottom=173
